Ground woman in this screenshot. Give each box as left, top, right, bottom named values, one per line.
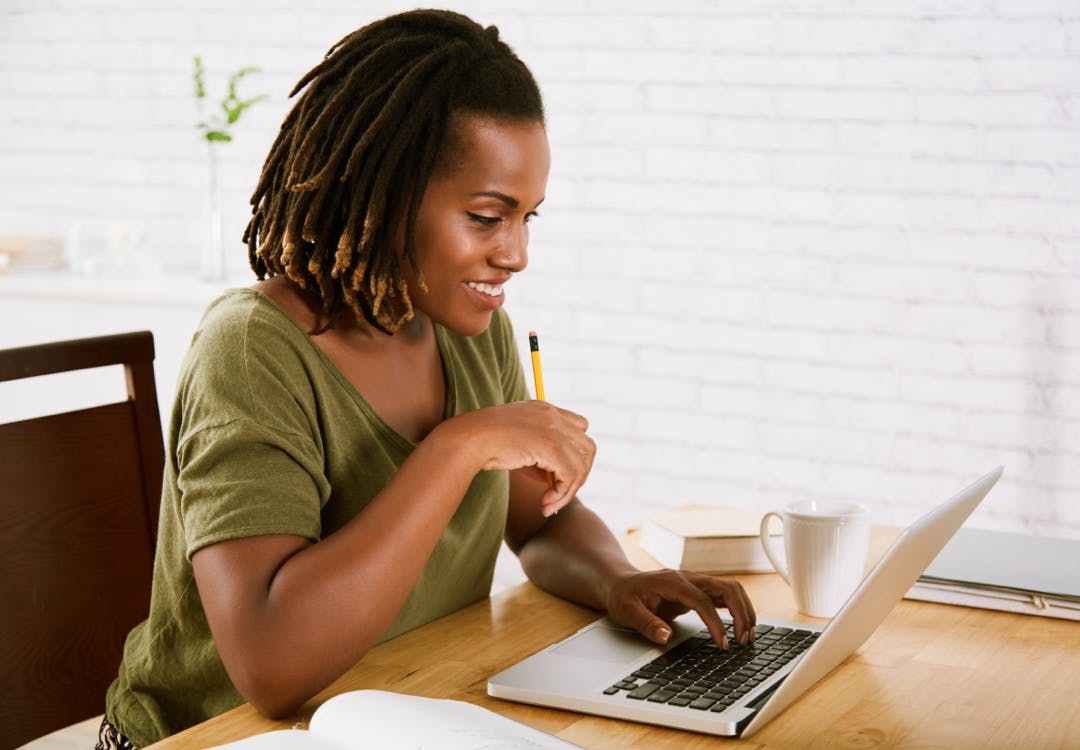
left=100, top=10, right=755, bottom=748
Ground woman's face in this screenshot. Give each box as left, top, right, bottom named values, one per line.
left=404, top=114, right=550, bottom=337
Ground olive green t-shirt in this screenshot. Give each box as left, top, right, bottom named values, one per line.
left=106, top=289, right=529, bottom=747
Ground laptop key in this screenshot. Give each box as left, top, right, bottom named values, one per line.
left=627, top=683, right=662, bottom=700
left=610, top=624, right=820, bottom=710
left=650, top=636, right=708, bottom=666
left=647, top=690, right=678, bottom=703
left=603, top=686, right=620, bottom=695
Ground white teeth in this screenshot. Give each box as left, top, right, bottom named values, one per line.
left=467, top=281, right=504, bottom=297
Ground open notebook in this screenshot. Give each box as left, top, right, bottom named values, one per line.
left=489, top=468, right=1003, bottom=739
left=207, top=690, right=580, bottom=749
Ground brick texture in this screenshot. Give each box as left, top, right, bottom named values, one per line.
left=2, top=0, right=1078, bottom=548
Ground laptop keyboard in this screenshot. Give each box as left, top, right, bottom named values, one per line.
left=603, top=624, right=819, bottom=713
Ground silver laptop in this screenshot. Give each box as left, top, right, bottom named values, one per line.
left=488, top=467, right=1003, bottom=738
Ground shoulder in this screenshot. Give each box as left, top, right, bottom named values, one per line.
left=177, top=288, right=323, bottom=430
left=191, top=287, right=309, bottom=356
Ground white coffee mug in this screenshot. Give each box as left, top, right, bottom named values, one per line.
left=759, top=500, right=871, bottom=618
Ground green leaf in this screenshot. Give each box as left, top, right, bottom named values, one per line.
left=195, top=58, right=266, bottom=142
left=193, top=55, right=206, bottom=99
left=233, top=66, right=262, bottom=81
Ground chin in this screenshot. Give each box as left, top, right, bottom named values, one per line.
left=445, top=312, right=494, bottom=337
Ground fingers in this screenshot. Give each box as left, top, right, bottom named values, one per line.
left=607, top=571, right=759, bottom=651
left=553, top=404, right=589, bottom=433
left=613, top=571, right=730, bottom=649
left=687, top=573, right=757, bottom=646
left=660, top=576, right=731, bottom=649
left=616, top=597, right=679, bottom=646
left=534, top=404, right=595, bottom=515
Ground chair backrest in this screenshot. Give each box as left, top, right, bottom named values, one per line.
left=0, top=331, right=165, bottom=748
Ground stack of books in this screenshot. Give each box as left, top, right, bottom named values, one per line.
left=905, top=527, right=1080, bottom=621
left=638, top=506, right=781, bottom=574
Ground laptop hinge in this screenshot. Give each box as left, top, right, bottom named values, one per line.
left=736, top=678, right=784, bottom=734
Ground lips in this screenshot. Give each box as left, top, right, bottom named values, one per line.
left=466, top=281, right=504, bottom=297
left=463, top=279, right=507, bottom=310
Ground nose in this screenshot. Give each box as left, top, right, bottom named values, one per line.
left=494, top=221, right=529, bottom=272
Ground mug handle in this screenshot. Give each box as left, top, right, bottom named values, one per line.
left=759, top=512, right=790, bottom=585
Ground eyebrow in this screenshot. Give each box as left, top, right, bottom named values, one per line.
left=471, top=190, right=519, bottom=208
left=470, top=191, right=546, bottom=210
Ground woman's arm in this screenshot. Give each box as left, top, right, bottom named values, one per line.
left=506, top=468, right=757, bottom=650
left=192, top=400, right=589, bottom=718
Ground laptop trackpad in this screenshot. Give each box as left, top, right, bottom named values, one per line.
left=552, top=624, right=657, bottom=663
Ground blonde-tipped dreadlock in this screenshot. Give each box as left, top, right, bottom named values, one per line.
left=243, top=10, right=544, bottom=334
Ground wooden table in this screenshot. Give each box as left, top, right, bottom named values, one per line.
left=150, top=528, right=1080, bottom=748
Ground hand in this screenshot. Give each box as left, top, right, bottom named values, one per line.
left=444, top=400, right=595, bottom=516
left=602, top=570, right=757, bottom=649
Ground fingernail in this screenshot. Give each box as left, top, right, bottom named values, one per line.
left=656, top=627, right=671, bottom=643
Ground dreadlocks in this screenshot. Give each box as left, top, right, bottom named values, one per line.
left=243, top=9, right=545, bottom=334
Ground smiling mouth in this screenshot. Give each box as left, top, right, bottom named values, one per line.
left=466, top=281, right=504, bottom=297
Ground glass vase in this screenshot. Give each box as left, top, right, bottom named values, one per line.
left=202, top=142, right=226, bottom=281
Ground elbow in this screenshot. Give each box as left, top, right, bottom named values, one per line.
left=224, top=651, right=320, bottom=720
left=234, top=670, right=310, bottom=720
left=223, top=639, right=377, bottom=719
left=250, top=696, right=306, bottom=721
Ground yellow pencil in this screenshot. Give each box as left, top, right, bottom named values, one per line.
left=528, top=330, right=555, bottom=488
left=528, top=330, right=546, bottom=401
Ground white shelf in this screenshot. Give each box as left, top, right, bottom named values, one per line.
left=0, top=271, right=249, bottom=308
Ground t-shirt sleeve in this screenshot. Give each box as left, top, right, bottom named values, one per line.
left=173, top=298, right=330, bottom=560
left=176, top=419, right=325, bottom=558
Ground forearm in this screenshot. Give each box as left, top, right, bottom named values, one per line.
left=516, top=500, right=759, bottom=649
left=199, top=420, right=481, bottom=716
left=199, top=399, right=594, bottom=718
left=516, top=499, right=639, bottom=612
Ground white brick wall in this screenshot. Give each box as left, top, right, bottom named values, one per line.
left=2, top=1, right=1079, bottom=555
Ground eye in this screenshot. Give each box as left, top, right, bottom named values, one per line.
left=525, top=211, right=540, bottom=223
left=467, top=212, right=501, bottom=227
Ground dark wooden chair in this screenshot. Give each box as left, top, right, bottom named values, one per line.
left=0, top=331, right=165, bottom=748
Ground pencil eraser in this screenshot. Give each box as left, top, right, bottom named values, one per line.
left=529, top=330, right=537, bottom=337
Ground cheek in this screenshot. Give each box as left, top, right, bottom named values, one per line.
left=416, top=217, right=482, bottom=269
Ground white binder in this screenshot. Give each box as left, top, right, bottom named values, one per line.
left=905, top=527, right=1080, bottom=621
